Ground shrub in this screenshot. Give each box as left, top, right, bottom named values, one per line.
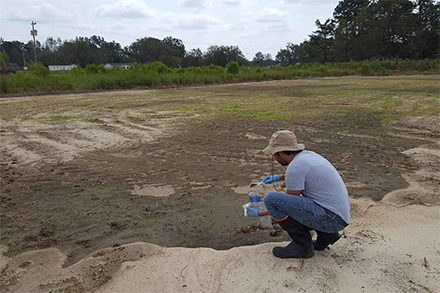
left=226, top=62, right=240, bottom=74
left=0, top=75, right=8, bottom=93
left=97, top=64, right=108, bottom=74
left=71, top=66, right=85, bottom=75
left=128, top=63, right=146, bottom=73
left=146, top=61, right=169, bottom=74
left=85, top=64, right=99, bottom=74
left=357, top=63, right=372, bottom=75
left=0, top=52, right=8, bottom=74
left=318, top=65, right=329, bottom=76
left=28, top=63, right=50, bottom=77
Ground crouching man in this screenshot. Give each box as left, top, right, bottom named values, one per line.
left=246, top=130, right=351, bottom=259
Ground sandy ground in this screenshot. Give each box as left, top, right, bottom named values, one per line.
left=1, top=78, right=439, bottom=292
left=1, top=199, right=439, bottom=293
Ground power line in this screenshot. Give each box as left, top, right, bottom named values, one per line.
left=0, top=18, right=144, bottom=40
left=1, top=18, right=279, bottom=56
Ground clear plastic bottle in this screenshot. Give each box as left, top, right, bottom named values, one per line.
left=248, top=190, right=273, bottom=229
left=259, top=201, right=273, bottom=229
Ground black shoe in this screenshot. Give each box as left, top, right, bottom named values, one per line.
left=273, top=217, right=314, bottom=259
left=313, top=231, right=341, bottom=251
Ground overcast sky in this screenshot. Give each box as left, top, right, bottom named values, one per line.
left=0, top=0, right=341, bottom=59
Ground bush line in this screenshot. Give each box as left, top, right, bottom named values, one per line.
left=1, top=59, right=439, bottom=94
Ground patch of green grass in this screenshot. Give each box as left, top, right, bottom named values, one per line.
left=405, top=107, right=440, bottom=116
left=222, top=104, right=245, bottom=113
left=4, top=76, right=438, bottom=126
left=127, top=114, right=145, bottom=121
left=378, top=113, right=399, bottom=119
left=23, top=115, right=79, bottom=122
left=222, top=104, right=271, bottom=117
left=170, top=103, right=212, bottom=115
left=222, top=104, right=329, bottom=119
left=110, top=101, right=153, bottom=110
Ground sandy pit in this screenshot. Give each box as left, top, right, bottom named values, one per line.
left=0, top=77, right=439, bottom=292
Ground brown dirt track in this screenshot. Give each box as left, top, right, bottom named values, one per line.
left=0, top=77, right=439, bottom=290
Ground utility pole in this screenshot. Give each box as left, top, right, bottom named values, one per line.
left=30, top=21, right=37, bottom=63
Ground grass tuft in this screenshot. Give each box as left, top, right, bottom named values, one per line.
left=24, top=115, right=79, bottom=122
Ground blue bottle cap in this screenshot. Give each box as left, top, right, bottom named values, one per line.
left=249, top=196, right=261, bottom=202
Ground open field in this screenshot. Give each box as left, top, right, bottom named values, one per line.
left=1, top=75, right=439, bottom=292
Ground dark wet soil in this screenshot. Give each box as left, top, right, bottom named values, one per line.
left=0, top=111, right=423, bottom=267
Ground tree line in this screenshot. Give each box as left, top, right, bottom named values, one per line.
left=0, top=35, right=248, bottom=69
left=1, top=0, right=438, bottom=69
left=275, top=0, right=439, bottom=64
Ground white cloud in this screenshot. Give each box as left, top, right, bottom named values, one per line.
left=111, top=22, right=127, bottom=31
left=254, top=7, right=290, bottom=23
left=165, top=13, right=232, bottom=30
left=9, top=3, right=75, bottom=22
left=95, top=0, right=157, bottom=18
left=177, top=0, right=206, bottom=8
left=220, top=0, right=241, bottom=5
left=2, top=0, right=340, bottom=58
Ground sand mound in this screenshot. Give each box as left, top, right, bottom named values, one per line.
left=1, top=198, right=439, bottom=293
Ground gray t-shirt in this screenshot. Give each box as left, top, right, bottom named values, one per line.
left=285, top=150, right=351, bottom=223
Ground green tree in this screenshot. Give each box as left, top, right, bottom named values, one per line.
left=204, top=45, right=227, bottom=66
left=0, top=40, right=29, bottom=66
left=252, top=52, right=265, bottom=66
left=86, top=35, right=124, bottom=64
left=251, top=52, right=275, bottom=67
left=102, top=40, right=125, bottom=63
left=295, top=41, right=317, bottom=63
left=369, top=0, right=417, bottom=59
left=333, top=0, right=370, bottom=61
left=162, top=36, right=185, bottom=58
left=309, top=19, right=336, bottom=62
left=411, top=0, right=440, bottom=58
left=57, top=38, right=94, bottom=67
left=275, top=43, right=298, bottom=65
left=38, top=51, right=57, bottom=66
left=203, top=45, right=247, bottom=67
left=182, top=48, right=203, bottom=67
left=127, top=37, right=176, bottom=64
left=43, top=37, right=62, bottom=53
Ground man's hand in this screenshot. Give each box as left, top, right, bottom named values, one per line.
left=262, top=175, right=280, bottom=184
left=245, top=207, right=262, bottom=217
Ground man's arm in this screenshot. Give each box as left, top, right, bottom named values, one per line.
left=286, top=189, right=301, bottom=195
left=257, top=210, right=271, bottom=216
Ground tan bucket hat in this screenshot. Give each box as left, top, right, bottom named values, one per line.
left=263, top=130, right=305, bottom=155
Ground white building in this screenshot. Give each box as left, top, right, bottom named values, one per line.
left=104, top=63, right=130, bottom=69
left=48, top=64, right=77, bottom=71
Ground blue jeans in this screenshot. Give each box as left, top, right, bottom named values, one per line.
left=263, top=192, right=346, bottom=233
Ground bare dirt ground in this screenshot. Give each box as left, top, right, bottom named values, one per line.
left=0, top=76, right=439, bottom=292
